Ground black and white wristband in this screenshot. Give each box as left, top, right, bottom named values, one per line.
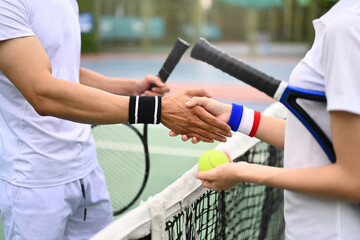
left=128, top=96, right=162, bottom=124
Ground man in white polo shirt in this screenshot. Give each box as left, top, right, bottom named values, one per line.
left=0, top=1, right=231, bottom=239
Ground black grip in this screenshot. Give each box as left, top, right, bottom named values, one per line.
left=190, top=38, right=281, bottom=98
left=149, top=38, right=190, bottom=90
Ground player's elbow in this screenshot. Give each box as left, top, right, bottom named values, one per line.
left=340, top=172, right=360, bottom=203
left=350, top=181, right=360, bottom=202
left=26, top=81, right=57, bottom=116
left=29, top=94, right=54, bottom=116
left=338, top=163, right=360, bottom=202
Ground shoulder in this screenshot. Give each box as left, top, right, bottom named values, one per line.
left=0, top=0, right=32, bottom=13
left=320, top=6, right=360, bottom=60
left=324, top=6, right=360, bottom=39
left=0, top=0, right=34, bottom=41
left=0, top=0, right=33, bottom=22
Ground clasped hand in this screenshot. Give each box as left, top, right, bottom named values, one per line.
left=161, top=89, right=232, bottom=143
left=167, top=96, right=232, bottom=143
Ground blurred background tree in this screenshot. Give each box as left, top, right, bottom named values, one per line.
left=78, top=0, right=338, bottom=53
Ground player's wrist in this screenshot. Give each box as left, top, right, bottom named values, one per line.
left=228, top=103, right=261, bottom=137
left=128, top=96, right=162, bottom=124
left=222, top=103, right=233, bottom=123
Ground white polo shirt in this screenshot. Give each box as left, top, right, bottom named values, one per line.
left=284, top=0, right=360, bottom=239
left=0, top=0, right=98, bottom=187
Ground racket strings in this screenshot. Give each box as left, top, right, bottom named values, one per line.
left=92, top=124, right=147, bottom=214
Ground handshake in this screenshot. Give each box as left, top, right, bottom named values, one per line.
left=159, top=88, right=261, bottom=144
left=141, top=38, right=262, bottom=144
left=159, top=88, right=232, bottom=143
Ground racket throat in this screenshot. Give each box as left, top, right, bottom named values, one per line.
left=280, top=89, right=335, bottom=163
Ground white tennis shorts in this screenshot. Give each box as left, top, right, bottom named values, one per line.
left=0, top=166, right=113, bottom=240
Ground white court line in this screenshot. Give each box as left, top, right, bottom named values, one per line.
left=95, top=140, right=203, bottom=158
left=149, top=145, right=203, bottom=158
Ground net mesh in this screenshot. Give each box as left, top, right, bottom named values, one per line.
left=141, top=142, right=285, bottom=240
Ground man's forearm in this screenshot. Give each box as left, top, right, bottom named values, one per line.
left=0, top=37, right=130, bottom=124
left=33, top=75, right=130, bottom=124
left=79, top=67, right=137, bottom=96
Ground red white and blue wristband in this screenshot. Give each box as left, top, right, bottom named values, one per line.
left=228, top=103, right=261, bottom=137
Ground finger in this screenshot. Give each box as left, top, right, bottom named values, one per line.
left=184, top=126, right=226, bottom=143
left=191, top=106, right=232, bottom=137
left=195, top=169, right=215, bottom=181
left=179, top=117, right=229, bottom=142
left=185, top=88, right=213, bottom=98
left=201, top=180, right=213, bottom=190
left=181, top=135, right=190, bottom=142
left=195, top=171, right=208, bottom=181
left=144, top=89, right=170, bottom=97
left=142, top=90, right=158, bottom=96
left=169, top=131, right=178, bottom=137
left=150, top=86, right=170, bottom=94
left=223, top=151, right=233, bottom=162
left=185, top=96, right=209, bottom=108
left=191, top=137, right=200, bottom=144
left=147, top=75, right=165, bottom=87
left=200, top=178, right=222, bottom=192
left=187, top=133, right=214, bottom=143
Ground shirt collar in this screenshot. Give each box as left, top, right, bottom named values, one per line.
left=312, top=0, right=358, bottom=41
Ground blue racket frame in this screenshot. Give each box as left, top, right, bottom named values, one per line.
left=280, top=86, right=335, bottom=163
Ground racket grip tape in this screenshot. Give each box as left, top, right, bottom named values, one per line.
left=149, top=38, right=190, bottom=90
left=190, top=37, right=281, bottom=98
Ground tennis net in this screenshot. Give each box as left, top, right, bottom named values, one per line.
left=91, top=102, right=286, bottom=240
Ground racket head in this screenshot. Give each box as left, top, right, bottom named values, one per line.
left=91, top=123, right=149, bottom=216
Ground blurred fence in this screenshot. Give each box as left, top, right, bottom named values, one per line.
left=77, top=0, right=337, bottom=53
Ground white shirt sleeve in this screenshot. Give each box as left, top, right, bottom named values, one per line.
left=321, top=10, right=360, bottom=115
left=0, top=0, right=35, bottom=41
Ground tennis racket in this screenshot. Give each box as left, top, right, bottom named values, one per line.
left=190, top=37, right=335, bottom=163
left=92, top=38, right=190, bottom=216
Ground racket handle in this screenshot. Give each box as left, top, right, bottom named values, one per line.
left=190, top=37, right=281, bottom=98
left=149, top=38, right=190, bottom=90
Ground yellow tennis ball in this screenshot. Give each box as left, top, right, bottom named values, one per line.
left=198, top=149, right=229, bottom=171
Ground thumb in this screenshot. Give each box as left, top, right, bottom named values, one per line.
left=185, top=96, right=209, bottom=108
left=148, top=76, right=165, bottom=87
left=195, top=169, right=212, bottom=181
left=223, top=151, right=233, bottom=163
left=186, top=88, right=213, bottom=98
